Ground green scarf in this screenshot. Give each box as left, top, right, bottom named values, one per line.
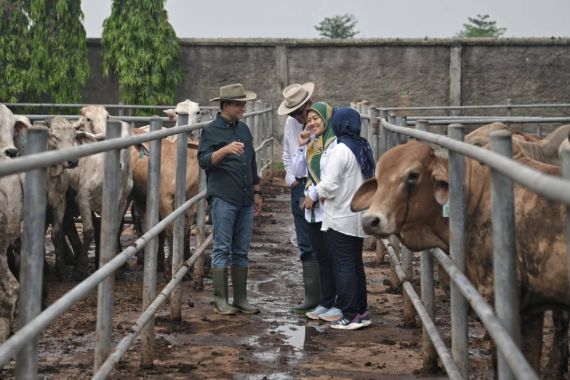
left=306, top=102, right=336, bottom=187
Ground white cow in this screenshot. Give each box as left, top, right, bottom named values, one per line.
left=68, top=111, right=133, bottom=279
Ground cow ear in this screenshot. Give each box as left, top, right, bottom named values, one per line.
left=164, top=109, right=176, bottom=121
left=430, top=160, right=449, bottom=206
left=75, top=131, right=98, bottom=144
left=351, top=178, right=377, bottom=211
left=14, top=115, right=31, bottom=137
left=80, top=106, right=88, bottom=116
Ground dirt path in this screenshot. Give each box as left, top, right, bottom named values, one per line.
left=1, top=179, right=493, bottom=379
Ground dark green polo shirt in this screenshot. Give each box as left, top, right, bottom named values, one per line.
left=198, top=113, right=261, bottom=206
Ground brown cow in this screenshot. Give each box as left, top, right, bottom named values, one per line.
left=466, top=122, right=570, bottom=165
left=129, top=100, right=201, bottom=275
left=351, top=140, right=569, bottom=376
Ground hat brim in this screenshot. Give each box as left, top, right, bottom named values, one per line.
left=209, top=90, right=257, bottom=102
left=277, top=82, right=315, bottom=115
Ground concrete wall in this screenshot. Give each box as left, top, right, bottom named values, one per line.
left=83, top=38, right=570, bottom=159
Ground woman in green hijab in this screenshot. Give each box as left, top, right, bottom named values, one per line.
left=293, top=101, right=342, bottom=322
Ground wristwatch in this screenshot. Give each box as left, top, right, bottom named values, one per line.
left=253, top=190, right=262, bottom=196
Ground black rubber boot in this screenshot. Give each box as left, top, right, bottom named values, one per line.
left=212, top=267, right=237, bottom=315
left=291, top=262, right=321, bottom=314
left=231, top=267, right=259, bottom=314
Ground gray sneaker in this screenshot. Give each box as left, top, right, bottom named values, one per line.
left=306, top=305, right=329, bottom=320
left=319, top=307, right=343, bottom=321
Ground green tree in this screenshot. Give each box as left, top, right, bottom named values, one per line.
left=315, top=13, right=359, bottom=39
left=0, top=0, right=31, bottom=102
left=28, top=0, right=90, bottom=103
left=456, top=14, right=506, bottom=38
left=102, top=0, right=182, bottom=106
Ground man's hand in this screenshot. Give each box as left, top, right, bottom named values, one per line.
left=254, top=194, right=262, bottom=216
left=224, top=141, right=245, bottom=155
left=302, top=195, right=315, bottom=210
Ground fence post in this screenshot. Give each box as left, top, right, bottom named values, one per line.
left=254, top=101, right=262, bottom=170
left=93, top=120, right=122, bottom=372
left=269, top=103, right=274, bottom=167
left=563, top=147, right=570, bottom=295
left=490, top=130, right=521, bottom=380
left=447, top=123, right=469, bottom=379
left=141, top=117, right=162, bottom=368
left=506, top=98, right=512, bottom=128
left=380, top=109, right=388, bottom=155
left=16, top=127, right=48, bottom=380
left=193, top=169, right=207, bottom=290
left=415, top=119, right=438, bottom=371
left=396, top=116, right=408, bottom=144
left=401, top=243, right=416, bottom=327
left=368, top=106, right=379, bottom=160
left=170, top=112, right=189, bottom=321
left=388, top=235, right=401, bottom=291
left=388, top=112, right=398, bottom=149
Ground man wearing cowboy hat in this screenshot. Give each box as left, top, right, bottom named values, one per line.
left=277, top=82, right=320, bottom=314
left=198, top=83, right=262, bottom=315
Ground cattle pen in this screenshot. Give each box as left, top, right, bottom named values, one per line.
left=2, top=100, right=570, bottom=379
left=353, top=100, right=570, bottom=380
left=0, top=102, right=274, bottom=379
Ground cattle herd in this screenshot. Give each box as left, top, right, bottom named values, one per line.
left=0, top=100, right=202, bottom=346
left=1, top=100, right=570, bottom=378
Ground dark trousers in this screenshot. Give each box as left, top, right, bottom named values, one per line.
left=308, top=222, right=337, bottom=308
left=291, top=181, right=315, bottom=262
left=325, top=229, right=367, bottom=320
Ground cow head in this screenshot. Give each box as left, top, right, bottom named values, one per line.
left=164, top=99, right=201, bottom=139
left=45, top=117, right=80, bottom=168
left=0, top=105, right=31, bottom=158
left=351, top=141, right=450, bottom=251
left=74, top=105, right=109, bottom=135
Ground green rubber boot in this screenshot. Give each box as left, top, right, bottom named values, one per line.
left=231, top=267, right=260, bottom=314
left=291, top=262, right=321, bottom=314
left=212, top=268, right=237, bottom=315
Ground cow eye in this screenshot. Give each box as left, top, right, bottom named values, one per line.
left=86, top=118, right=92, bottom=123
left=405, top=171, right=420, bottom=191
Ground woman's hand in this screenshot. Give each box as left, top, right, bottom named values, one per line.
left=298, top=128, right=310, bottom=146
left=302, top=195, right=315, bottom=210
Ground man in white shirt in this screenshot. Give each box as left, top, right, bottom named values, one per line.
left=277, top=82, right=320, bottom=314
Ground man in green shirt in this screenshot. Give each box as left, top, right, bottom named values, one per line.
left=198, top=83, right=262, bottom=315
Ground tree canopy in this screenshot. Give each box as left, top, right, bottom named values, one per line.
left=28, top=0, right=90, bottom=103
left=0, top=0, right=31, bottom=102
left=0, top=0, right=89, bottom=103
left=315, top=14, right=359, bottom=39
left=102, top=0, right=182, bottom=106
left=456, top=14, right=506, bottom=38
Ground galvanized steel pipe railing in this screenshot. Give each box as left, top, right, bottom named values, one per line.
left=431, top=249, right=538, bottom=380
left=489, top=130, right=521, bottom=380
left=94, top=121, right=123, bottom=371
left=140, top=117, right=163, bottom=368
left=380, top=118, right=570, bottom=205
left=16, top=127, right=48, bottom=380
left=447, top=124, right=469, bottom=379
left=377, top=102, right=570, bottom=113
left=381, top=240, right=462, bottom=380
left=170, top=112, right=189, bottom=321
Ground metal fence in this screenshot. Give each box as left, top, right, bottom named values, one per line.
left=0, top=101, right=274, bottom=379
left=351, top=102, right=570, bottom=380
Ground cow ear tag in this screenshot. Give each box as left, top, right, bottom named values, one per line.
left=442, top=201, right=450, bottom=218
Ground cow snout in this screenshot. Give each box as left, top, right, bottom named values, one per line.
left=362, top=213, right=386, bottom=237
left=4, top=147, right=19, bottom=158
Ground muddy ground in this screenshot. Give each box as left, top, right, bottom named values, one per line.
left=1, top=174, right=563, bottom=379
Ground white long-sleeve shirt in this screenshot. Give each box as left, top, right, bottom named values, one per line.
left=282, top=116, right=306, bottom=187
left=292, top=139, right=337, bottom=223
left=315, top=142, right=368, bottom=238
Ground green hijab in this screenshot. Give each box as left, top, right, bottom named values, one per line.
left=306, top=102, right=336, bottom=186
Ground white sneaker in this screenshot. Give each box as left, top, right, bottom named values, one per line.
left=306, top=305, right=329, bottom=320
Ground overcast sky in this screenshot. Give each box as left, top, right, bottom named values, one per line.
left=81, top=0, right=570, bottom=39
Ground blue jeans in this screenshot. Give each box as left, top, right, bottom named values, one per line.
left=325, top=229, right=367, bottom=319
left=291, top=181, right=315, bottom=263
left=211, top=197, right=253, bottom=268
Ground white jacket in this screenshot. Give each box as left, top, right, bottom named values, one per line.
left=315, top=143, right=368, bottom=238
